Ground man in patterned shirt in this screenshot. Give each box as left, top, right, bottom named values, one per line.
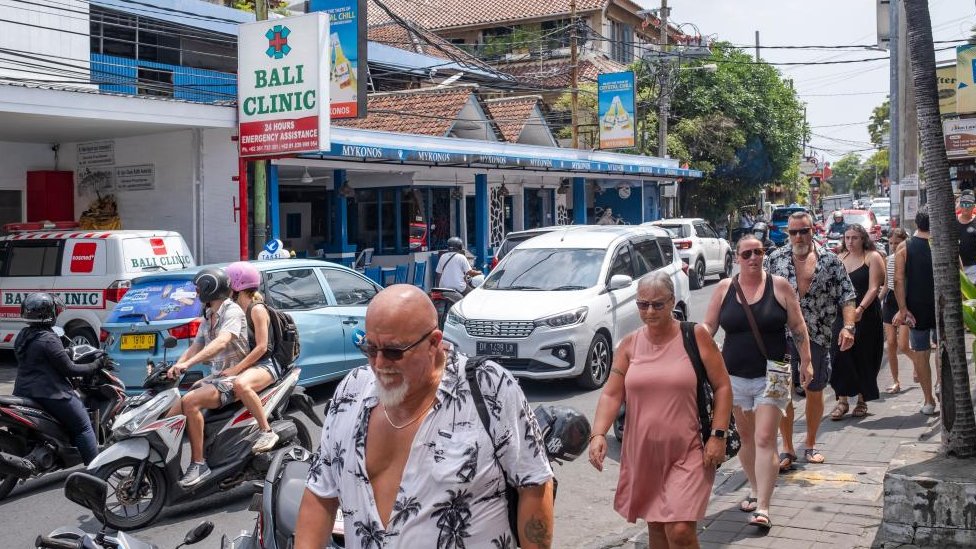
left=295, top=285, right=554, bottom=549
left=765, top=211, right=856, bottom=468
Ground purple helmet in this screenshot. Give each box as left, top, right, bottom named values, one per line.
left=226, top=261, right=261, bottom=292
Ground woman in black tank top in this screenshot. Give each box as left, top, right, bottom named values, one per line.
left=702, top=235, right=813, bottom=530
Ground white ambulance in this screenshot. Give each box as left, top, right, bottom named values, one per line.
left=0, top=225, right=195, bottom=348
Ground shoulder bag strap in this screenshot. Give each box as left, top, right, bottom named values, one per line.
left=679, top=321, right=706, bottom=385
left=732, top=275, right=769, bottom=360
left=464, top=357, right=512, bottom=485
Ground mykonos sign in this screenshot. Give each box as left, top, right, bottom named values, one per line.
left=238, top=13, right=330, bottom=157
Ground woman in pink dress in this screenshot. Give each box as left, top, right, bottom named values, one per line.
left=589, top=271, right=733, bottom=548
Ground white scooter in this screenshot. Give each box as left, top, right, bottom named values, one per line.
left=86, top=338, right=322, bottom=530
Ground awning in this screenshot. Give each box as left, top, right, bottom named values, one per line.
left=300, top=127, right=703, bottom=179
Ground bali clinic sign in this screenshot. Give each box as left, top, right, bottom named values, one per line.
left=238, top=12, right=330, bottom=157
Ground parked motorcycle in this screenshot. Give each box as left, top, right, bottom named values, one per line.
left=35, top=471, right=213, bottom=549
left=225, top=403, right=590, bottom=549
left=429, top=274, right=486, bottom=329
left=86, top=352, right=323, bottom=530
left=0, top=340, right=126, bottom=500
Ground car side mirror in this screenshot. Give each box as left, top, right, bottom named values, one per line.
left=607, top=275, right=633, bottom=291
left=183, top=521, right=214, bottom=546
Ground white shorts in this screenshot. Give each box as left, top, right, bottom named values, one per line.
left=730, top=375, right=790, bottom=415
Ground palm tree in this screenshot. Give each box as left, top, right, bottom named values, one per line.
left=904, top=0, right=976, bottom=457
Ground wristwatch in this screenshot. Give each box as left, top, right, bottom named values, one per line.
left=709, top=429, right=727, bottom=439
left=843, top=324, right=856, bottom=335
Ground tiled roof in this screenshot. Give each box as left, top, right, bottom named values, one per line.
left=367, top=22, right=490, bottom=71
left=498, top=55, right=626, bottom=89
left=333, top=87, right=475, bottom=136
left=483, top=96, right=541, bottom=142
left=368, top=0, right=610, bottom=30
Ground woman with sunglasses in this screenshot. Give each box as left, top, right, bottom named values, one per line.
left=589, top=271, right=732, bottom=548
left=701, top=235, right=812, bottom=530
left=829, top=224, right=886, bottom=420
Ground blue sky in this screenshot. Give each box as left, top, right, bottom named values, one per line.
left=652, top=0, right=976, bottom=163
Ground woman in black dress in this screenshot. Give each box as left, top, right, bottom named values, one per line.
left=830, top=224, right=886, bottom=419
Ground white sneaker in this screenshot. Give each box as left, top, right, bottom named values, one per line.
left=920, top=403, right=937, bottom=415
left=252, top=430, right=279, bottom=453
left=178, top=461, right=211, bottom=487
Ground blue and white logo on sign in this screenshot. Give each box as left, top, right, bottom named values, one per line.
left=264, top=239, right=282, bottom=254
left=352, top=328, right=366, bottom=348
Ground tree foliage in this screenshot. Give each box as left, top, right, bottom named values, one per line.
left=830, top=153, right=862, bottom=195
left=868, top=99, right=890, bottom=148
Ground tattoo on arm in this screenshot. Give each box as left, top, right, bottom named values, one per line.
left=790, top=329, right=807, bottom=345
left=524, top=516, right=552, bottom=548
left=610, top=367, right=625, bottom=376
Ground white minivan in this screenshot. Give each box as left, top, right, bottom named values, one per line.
left=442, top=225, right=690, bottom=389
left=0, top=228, right=195, bottom=348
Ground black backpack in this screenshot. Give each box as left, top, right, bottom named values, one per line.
left=247, top=302, right=301, bottom=370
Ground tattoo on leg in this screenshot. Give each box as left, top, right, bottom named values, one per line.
left=524, top=516, right=552, bottom=548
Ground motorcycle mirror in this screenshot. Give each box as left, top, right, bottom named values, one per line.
left=182, top=521, right=214, bottom=546
left=63, top=472, right=109, bottom=526
left=163, top=337, right=178, bottom=349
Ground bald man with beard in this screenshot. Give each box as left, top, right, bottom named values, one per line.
left=296, top=285, right=554, bottom=549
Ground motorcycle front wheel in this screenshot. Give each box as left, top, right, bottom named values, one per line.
left=94, top=458, right=168, bottom=530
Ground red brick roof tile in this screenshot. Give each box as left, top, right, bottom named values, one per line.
left=369, top=0, right=610, bottom=30
left=483, top=96, right=541, bottom=142
left=333, top=87, right=475, bottom=136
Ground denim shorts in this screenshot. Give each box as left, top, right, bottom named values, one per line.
left=730, top=375, right=790, bottom=415
left=909, top=328, right=936, bottom=352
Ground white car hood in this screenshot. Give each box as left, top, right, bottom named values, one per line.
left=455, top=288, right=594, bottom=321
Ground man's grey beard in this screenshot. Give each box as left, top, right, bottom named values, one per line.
left=792, top=243, right=810, bottom=257
left=375, top=371, right=409, bottom=407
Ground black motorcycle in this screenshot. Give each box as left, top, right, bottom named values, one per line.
left=0, top=342, right=126, bottom=500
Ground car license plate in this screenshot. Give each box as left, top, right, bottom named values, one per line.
left=120, top=333, right=156, bottom=351
left=476, top=341, right=518, bottom=357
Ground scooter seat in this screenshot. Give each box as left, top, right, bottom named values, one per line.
left=275, top=460, right=312, bottom=537
left=0, top=394, right=43, bottom=408
left=202, top=402, right=239, bottom=424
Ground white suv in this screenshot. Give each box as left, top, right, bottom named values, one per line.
left=442, top=225, right=690, bottom=389
left=0, top=228, right=194, bottom=347
left=648, top=218, right=733, bottom=289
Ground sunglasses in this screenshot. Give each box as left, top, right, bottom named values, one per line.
left=787, top=227, right=812, bottom=236
left=636, top=299, right=671, bottom=311
left=738, top=248, right=765, bottom=260
left=962, top=202, right=975, bottom=208
left=358, top=327, right=436, bottom=361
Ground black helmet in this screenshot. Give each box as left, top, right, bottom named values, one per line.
left=447, top=237, right=464, bottom=251
left=22, top=292, right=64, bottom=325
left=193, top=268, right=231, bottom=303
left=533, top=405, right=591, bottom=462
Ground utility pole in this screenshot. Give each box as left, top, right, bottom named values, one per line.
left=570, top=0, right=579, bottom=149
left=889, top=0, right=901, bottom=222
left=252, top=0, right=269, bottom=255
left=657, top=0, right=670, bottom=159
left=755, top=30, right=760, bottom=62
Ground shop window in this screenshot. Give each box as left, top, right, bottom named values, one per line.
left=380, top=189, right=397, bottom=254
left=137, top=67, right=174, bottom=97
left=430, top=188, right=453, bottom=250
left=352, top=189, right=378, bottom=253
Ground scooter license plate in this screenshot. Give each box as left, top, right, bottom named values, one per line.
left=121, top=333, right=156, bottom=350
left=476, top=341, right=518, bottom=357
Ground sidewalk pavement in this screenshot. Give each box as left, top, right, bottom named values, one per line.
left=595, top=349, right=943, bottom=549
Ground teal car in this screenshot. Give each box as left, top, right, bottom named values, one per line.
left=101, top=259, right=380, bottom=391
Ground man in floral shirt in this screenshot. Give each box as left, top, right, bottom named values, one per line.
left=765, top=211, right=856, bottom=469
left=295, top=285, right=554, bottom=549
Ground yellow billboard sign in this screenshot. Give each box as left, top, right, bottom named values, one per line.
left=938, top=64, right=957, bottom=116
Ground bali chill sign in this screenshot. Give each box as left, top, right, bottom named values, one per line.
left=309, top=0, right=367, bottom=119
left=598, top=71, right=636, bottom=150
left=238, top=12, right=330, bottom=157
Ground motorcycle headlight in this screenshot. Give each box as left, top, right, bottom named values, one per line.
left=446, top=309, right=466, bottom=326
left=535, top=307, right=588, bottom=328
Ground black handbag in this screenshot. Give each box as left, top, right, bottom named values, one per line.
left=679, top=321, right=741, bottom=464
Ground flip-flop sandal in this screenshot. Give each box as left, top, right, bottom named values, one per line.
left=749, top=511, right=772, bottom=530
left=804, top=448, right=826, bottom=464
left=739, top=496, right=758, bottom=512
left=778, top=452, right=797, bottom=472
left=886, top=383, right=901, bottom=394
left=852, top=402, right=868, bottom=417
left=830, top=401, right=850, bottom=420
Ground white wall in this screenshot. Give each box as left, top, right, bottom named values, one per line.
left=0, top=142, right=58, bottom=191
left=200, top=128, right=240, bottom=264
left=0, top=0, right=92, bottom=87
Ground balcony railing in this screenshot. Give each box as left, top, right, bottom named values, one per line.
left=90, top=54, right=237, bottom=104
